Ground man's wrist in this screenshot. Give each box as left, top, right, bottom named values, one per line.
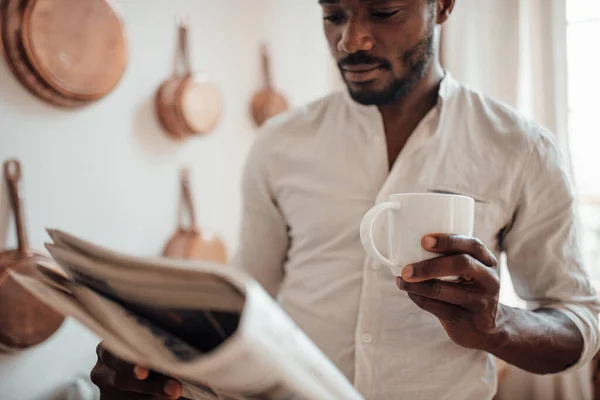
left=483, top=303, right=513, bottom=353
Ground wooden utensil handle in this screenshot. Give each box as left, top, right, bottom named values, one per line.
left=261, top=43, right=272, bottom=88
left=3, top=160, right=29, bottom=255
left=173, top=17, right=191, bottom=77
left=178, top=167, right=197, bottom=231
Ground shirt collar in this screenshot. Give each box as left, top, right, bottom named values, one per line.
left=437, top=71, right=459, bottom=107
left=342, top=71, right=459, bottom=142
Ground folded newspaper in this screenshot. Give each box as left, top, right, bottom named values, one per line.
left=10, top=229, right=364, bottom=400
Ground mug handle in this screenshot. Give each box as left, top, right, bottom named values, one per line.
left=360, top=201, right=402, bottom=268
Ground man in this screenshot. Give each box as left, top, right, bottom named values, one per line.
left=91, top=0, right=600, bottom=399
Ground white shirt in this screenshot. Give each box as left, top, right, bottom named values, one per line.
left=233, top=73, right=600, bottom=400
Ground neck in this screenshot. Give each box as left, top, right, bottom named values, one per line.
left=378, top=62, right=445, bottom=140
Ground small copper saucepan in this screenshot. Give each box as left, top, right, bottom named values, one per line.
left=250, top=43, right=288, bottom=128
left=163, top=167, right=228, bottom=263
left=0, top=159, right=65, bottom=353
left=155, top=20, right=222, bottom=140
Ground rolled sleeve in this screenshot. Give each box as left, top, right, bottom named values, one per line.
left=503, top=129, right=600, bottom=370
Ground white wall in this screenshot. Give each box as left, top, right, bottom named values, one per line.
left=0, top=1, right=338, bottom=398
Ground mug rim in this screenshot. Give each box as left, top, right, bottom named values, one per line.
left=387, top=192, right=475, bottom=203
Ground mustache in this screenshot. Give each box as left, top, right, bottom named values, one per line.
left=338, top=52, right=391, bottom=69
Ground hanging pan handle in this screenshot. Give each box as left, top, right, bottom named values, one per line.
left=4, top=159, right=29, bottom=256
left=172, top=17, right=192, bottom=78
left=260, top=43, right=272, bottom=89
left=177, top=167, right=198, bottom=232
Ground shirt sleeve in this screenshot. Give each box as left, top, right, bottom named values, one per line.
left=231, top=136, right=289, bottom=298
left=503, top=129, right=600, bottom=370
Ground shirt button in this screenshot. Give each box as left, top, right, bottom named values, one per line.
left=371, top=263, right=381, bottom=272
left=362, top=333, right=373, bottom=343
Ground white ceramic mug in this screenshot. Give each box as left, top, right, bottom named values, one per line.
left=360, top=193, right=475, bottom=279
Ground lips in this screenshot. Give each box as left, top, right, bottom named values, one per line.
left=341, top=64, right=384, bottom=83
left=341, top=64, right=382, bottom=73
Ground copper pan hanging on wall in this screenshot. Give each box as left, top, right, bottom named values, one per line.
left=163, top=167, right=228, bottom=263
left=250, top=43, right=288, bottom=128
left=0, top=0, right=127, bottom=108
left=155, top=19, right=222, bottom=140
left=0, top=160, right=65, bottom=353
left=0, top=0, right=88, bottom=108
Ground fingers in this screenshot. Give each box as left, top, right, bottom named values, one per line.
left=407, top=292, right=467, bottom=322
left=100, top=389, right=155, bottom=399
left=94, top=364, right=181, bottom=398
left=93, top=344, right=182, bottom=399
left=398, top=278, right=493, bottom=312
left=402, top=254, right=500, bottom=290
left=97, top=344, right=142, bottom=377
left=422, top=235, right=497, bottom=267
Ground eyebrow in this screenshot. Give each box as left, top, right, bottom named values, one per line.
left=318, top=0, right=389, bottom=4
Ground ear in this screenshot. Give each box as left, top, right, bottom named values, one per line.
left=435, top=0, right=456, bottom=25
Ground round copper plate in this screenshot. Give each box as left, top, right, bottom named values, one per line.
left=0, top=0, right=10, bottom=66
left=0, top=0, right=88, bottom=108
left=21, top=0, right=127, bottom=101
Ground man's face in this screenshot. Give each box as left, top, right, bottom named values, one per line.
left=320, top=0, right=437, bottom=105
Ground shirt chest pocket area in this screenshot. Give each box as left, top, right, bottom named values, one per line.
left=423, top=185, right=507, bottom=253
left=280, top=185, right=365, bottom=252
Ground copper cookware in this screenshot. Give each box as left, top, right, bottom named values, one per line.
left=0, top=0, right=87, bottom=108
left=156, top=20, right=222, bottom=140
left=0, top=0, right=127, bottom=107
left=250, top=43, right=288, bottom=127
left=0, top=160, right=65, bottom=352
left=163, top=168, right=228, bottom=263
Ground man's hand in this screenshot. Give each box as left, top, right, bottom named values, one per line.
left=396, top=234, right=508, bottom=351
left=91, top=342, right=183, bottom=399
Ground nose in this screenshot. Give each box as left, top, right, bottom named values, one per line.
left=337, top=17, right=374, bottom=54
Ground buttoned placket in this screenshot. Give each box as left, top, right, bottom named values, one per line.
left=352, top=102, right=443, bottom=396
left=352, top=106, right=387, bottom=396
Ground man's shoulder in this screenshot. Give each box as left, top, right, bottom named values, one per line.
left=253, top=91, right=347, bottom=148
left=452, top=79, right=550, bottom=147
left=452, top=79, right=567, bottom=188
left=243, top=91, right=347, bottom=172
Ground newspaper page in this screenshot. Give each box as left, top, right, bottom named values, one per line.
left=11, top=229, right=364, bottom=400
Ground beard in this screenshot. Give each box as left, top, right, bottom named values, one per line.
left=339, top=28, right=436, bottom=106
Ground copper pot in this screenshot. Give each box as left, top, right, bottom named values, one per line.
left=163, top=168, right=228, bottom=263
left=156, top=20, right=222, bottom=140
left=0, top=159, right=65, bottom=352
left=0, top=0, right=127, bottom=107
left=0, top=0, right=88, bottom=108
left=250, top=43, right=288, bottom=127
